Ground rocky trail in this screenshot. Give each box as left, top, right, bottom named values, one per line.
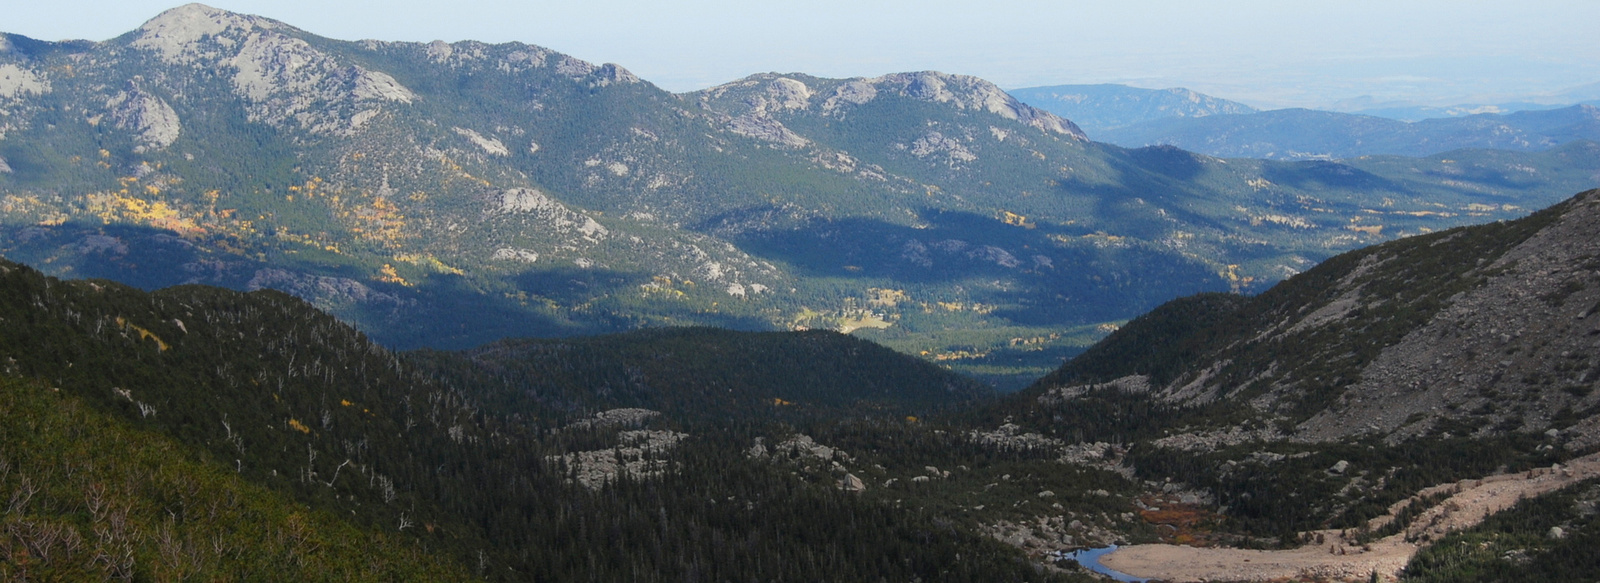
left=1098, top=450, right=1600, bottom=582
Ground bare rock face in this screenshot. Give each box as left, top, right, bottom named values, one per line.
left=773, top=434, right=839, bottom=460
left=726, top=113, right=809, bottom=147
left=840, top=473, right=867, bottom=492
left=764, top=77, right=814, bottom=110
left=490, top=188, right=608, bottom=243
left=107, top=81, right=181, bottom=152
left=491, top=248, right=539, bottom=263
left=453, top=127, right=510, bottom=156
left=588, top=63, right=641, bottom=87
left=746, top=436, right=769, bottom=459
left=908, top=131, right=978, bottom=167
left=0, top=64, right=49, bottom=99
left=970, top=422, right=1063, bottom=451
left=871, top=72, right=1085, bottom=139
left=967, top=423, right=1121, bottom=470
left=821, top=80, right=877, bottom=112
left=132, top=3, right=415, bottom=135
left=131, top=3, right=278, bottom=64
left=693, top=70, right=1086, bottom=147
left=246, top=268, right=408, bottom=310
left=550, top=429, right=688, bottom=490
left=0, top=155, right=10, bottom=174
left=696, top=76, right=814, bottom=146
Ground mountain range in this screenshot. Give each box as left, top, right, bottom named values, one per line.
left=1005, top=83, right=1260, bottom=134
left=1012, top=84, right=1600, bottom=160
left=1, top=4, right=1598, bottom=388
left=1097, top=104, right=1600, bottom=160
left=2, top=5, right=1599, bottom=579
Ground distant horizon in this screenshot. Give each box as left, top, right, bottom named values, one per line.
left=3, top=0, right=1598, bottom=110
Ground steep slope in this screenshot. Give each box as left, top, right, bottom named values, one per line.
left=1099, top=105, right=1600, bottom=159
left=1008, top=83, right=1259, bottom=135
left=1020, top=187, right=1600, bottom=446
left=2, top=5, right=1598, bottom=385
left=0, top=375, right=470, bottom=581
left=911, top=191, right=1600, bottom=559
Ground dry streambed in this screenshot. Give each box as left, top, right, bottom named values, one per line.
left=1100, top=451, right=1600, bottom=582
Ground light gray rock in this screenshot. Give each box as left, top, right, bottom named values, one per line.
left=549, top=429, right=688, bottom=490
left=492, top=188, right=608, bottom=242
left=840, top=473, right=866, bottom=492
left=746, top=437, right=768, bottom=459
left=774, top=434, right=837, bottom=460
left=872, top=72, right=1085, bottom=138
left=0, top=64, right=49, bottom=98
left=247, top=268, right=408, bottom=309
left=107, top=82, right=181, bottom=152
left=453, top=127, right=509, bottom=156
left=726, top=113, right=809, bottom=147
left=132, top=5, right=415, bottom=135
left=491, top=248, right=539, bottom=263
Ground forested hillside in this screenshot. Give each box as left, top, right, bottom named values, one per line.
left=0, top=375, right=470, bottom=580
left=0, top=257, right=1095, bottom=581
left=5, top=189, right=1599, bottom=580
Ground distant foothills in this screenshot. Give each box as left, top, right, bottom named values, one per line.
left=1012, top=83, right=1600, bottom=160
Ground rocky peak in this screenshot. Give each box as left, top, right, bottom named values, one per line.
left=696, top=71, right=1084, bottom=139
left=689, top=73, right=815, bottom=146
left=122, top=4, right=417, bottom=135
left=764, top=77, right=814, bottom=109
left=132, top=3, right=279, bottom=64
left=871, top=71, right=1085, bottom=139
left=711, top=75, right=816, bottom=112
left=588, top=63, right=641, bottom=87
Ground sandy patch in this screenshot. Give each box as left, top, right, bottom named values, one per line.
left=1102, top=450, right=1600, bottom=582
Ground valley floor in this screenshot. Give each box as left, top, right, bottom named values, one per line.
left=1098, top=450, right=1600, bottom=582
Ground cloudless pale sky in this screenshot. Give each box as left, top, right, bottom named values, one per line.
left=4, top=0, right=1599, bottom=108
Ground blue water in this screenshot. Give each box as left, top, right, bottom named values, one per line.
left=1052, top=546, right=1149, bottom=583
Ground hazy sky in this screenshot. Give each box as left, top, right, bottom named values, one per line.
left=5, top=0, right=1599, bottom=108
